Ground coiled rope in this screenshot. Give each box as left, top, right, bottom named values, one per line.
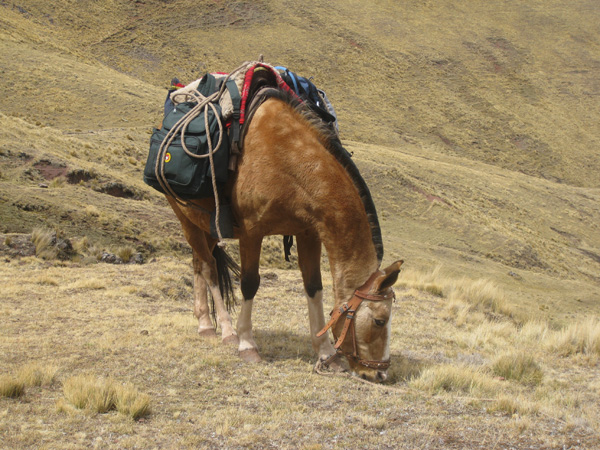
left=154, top=63, right=249, bottom=247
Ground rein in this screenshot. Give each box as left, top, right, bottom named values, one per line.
left=316, top=274, right=394, bottom=371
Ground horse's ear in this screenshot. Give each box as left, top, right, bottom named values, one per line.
left=374, top=260, right=404, bottom=293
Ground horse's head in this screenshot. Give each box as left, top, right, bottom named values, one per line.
left=320, top=260, right=403, bottom=382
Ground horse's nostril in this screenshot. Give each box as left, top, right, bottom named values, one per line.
left=361, top=374, right=368, bottom=380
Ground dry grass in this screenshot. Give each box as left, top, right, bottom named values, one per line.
left=31, top=227, right=58, bottom=260
left=491, top=352, right=543, bottom=385
left=410, top=364, right=499, bottom=396
left=17, top=364, right=58, bottom=387
left=1, top=257, right=599, bottom=448
left=0, top=375, right=25, bottom=398
left=116, top=246, right=135, bottom=263
left=1, top=0, right=600, bottom=447
left=547, top=316, right=600, bottom=356
left=61, top=375, right=150, bottom=419
left=399, top=266, right=514, bottom=321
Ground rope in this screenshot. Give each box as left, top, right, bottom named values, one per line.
left=155, top=62, right=250, bottom=247
left=313, top=357, right=412, bottom=394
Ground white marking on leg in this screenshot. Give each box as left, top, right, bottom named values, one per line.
left=201, top=262, right=236, bottom=340
left=193, top=272, right=214, bottom=334
left=237, top=299, right=258, bottom=352
left=306, top=290, right=336, bottom=358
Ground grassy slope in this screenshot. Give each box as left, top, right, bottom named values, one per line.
left=1, top=0, right=599, bottom=319
left=1, top=1, right=600, bottom=447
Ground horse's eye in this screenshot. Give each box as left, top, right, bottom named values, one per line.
left=374, top=319, right=386, bottom=327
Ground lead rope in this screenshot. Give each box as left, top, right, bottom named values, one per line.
left=156, top=62, right=250, bottom=247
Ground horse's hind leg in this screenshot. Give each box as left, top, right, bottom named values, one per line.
left=169, top=200, right=237, bottom=344
left=192, top=251, right=217, bottom=337
left=296, top=231, right=346, bottom=372
left=198, top=235, right=238, bottom=345
left=236, top=236, right=263, bottom=363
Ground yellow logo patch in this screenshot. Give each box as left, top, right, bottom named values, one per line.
left=164, top=152, right=171, bottom=163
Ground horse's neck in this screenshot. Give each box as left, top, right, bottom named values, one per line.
left=316, top=183, right=379, bottom=306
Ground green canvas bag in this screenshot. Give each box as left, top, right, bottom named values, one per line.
left=143, top=73, right=237, bottom=199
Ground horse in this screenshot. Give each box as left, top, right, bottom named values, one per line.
left=165, top=69, right=403, bottom=382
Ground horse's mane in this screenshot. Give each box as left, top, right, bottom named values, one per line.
left=244, top=85, right=385, bottom=264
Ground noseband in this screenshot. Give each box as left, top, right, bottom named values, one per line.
left=317, top=275, right=394, bottom=371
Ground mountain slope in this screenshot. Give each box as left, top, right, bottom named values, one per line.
left=0, top=0, right=599, bottom=321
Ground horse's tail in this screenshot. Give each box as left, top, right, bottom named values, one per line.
left=213, top=246, right=240, bottom=316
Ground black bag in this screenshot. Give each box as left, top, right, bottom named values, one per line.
left=144, top=74, right=233, bottom=199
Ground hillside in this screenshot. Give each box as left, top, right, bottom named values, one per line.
left=1, top=1, right=600, bottom=447
left=1, top=0, right=599, bottom=319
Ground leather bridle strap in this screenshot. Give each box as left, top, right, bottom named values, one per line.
left=316, top=280, right=394, bottom=371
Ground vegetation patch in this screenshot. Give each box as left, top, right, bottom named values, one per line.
left=491, top=352, right=543, bottom=385
left=60, top=375, right=150, bottom=420
left=0, top=375, right=25, bottom=398
left=410, top=364, right=499, bottom=395
left=547, top=316, right=600, bottom=356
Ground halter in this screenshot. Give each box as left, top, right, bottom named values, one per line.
left=316, top=273, right=395, bottom=371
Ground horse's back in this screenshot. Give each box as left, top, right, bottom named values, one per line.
left=231, top=98, right=350, bottom=238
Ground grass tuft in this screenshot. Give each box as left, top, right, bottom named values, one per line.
left=410, top=364, right=498, bottom=395
left=547, top=316, right=600, bottom=356
left=0, top=375, right=25, bottom=398
left=397, top=266, right=445, bottom=297
left=491, top=352, right=543, bottom=385
left=31, top=227, right=58, bottom=260
left=62, top=375, right=150, bottom=419
left=114, top=383, right=152, bottom=420
left=487, top=394, right=538, bottom=416
left=447, top=278, right=514, bottom=318
left=17, top=364, right=58, bottom=387
left=116, top=246, right=135, bottom=263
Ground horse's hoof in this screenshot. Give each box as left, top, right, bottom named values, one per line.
left=239, top=348, right=262, bottom=363
left=198, top=327, right=218, bottom=338
left=222, top=334, right=239, bottom=346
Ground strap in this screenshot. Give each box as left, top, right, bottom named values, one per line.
left=225, top=79, right=241, bottom=151
left=283, top=235, right=294, bottom=262
left=316, top=303, right=349, bottom=337
left=334, top=309, right=356, bottom=349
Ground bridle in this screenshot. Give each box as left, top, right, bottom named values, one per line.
left=316, top=273, right=395, bottom=371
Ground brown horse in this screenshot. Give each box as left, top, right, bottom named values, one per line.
left=166, top=78, right=403, bottom=381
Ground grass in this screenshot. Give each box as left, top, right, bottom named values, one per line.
left=0, top=375, right=25, bottom=398
left=547, top=316, right=600, bottom=356
left=61, top=375, right=150, bottom=419
left=491, top=352, right=543, bottom=385
left=17, top=364, right=58, bottom=387
left=410, top=364, right=499, bottom=396
left=1, top=0, right=600, bottom=447
left=116, top=246, right=135, bottom=263
left=31, top=227, right=58, bottom=260
left=1, top=257, right=599, bottom=448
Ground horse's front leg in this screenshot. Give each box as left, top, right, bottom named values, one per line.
left=236, top=236, right=262, bottom=363
left=297, top=232, right=347, bottom=372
